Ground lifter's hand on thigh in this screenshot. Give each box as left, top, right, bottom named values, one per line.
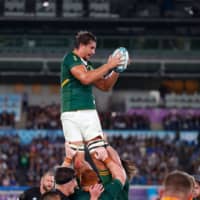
left=94, top=147, right=108, bottom=161
left=65, top=142, right=77, bottom=159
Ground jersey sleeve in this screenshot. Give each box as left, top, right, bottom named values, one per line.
left=65, top=54, right=83, bottom=70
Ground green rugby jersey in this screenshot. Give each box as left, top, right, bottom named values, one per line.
left=61, top=52, right=96, bottom=112
left=71, top=179, right=123, bottom=200
left=99, top=169, right=112, bottom=185
left=116, top=179, right=129, bottom=200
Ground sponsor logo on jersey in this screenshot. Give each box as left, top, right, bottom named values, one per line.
left=73, top=55, right=78, bottom=61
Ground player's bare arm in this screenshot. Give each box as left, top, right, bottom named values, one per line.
left=70, top=54, right=122, bottom=85
left=93, top=71, right=119, bottom=91
left=94, top=149, right=126, bottom=185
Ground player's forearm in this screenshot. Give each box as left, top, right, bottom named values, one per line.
left=104, top=157, right=126, bottom=185
left=106, top=146, right=123, bottom=168
left=80, top=63, right=114, bottom=85
left=93, top=71, right=119, bottom=91
left=62, top=157, right=72, bottom=167
left=103, top=71, right=119, bottom=90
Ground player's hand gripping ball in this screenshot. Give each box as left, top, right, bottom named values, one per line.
left=112, top=47, right=129, bottom=73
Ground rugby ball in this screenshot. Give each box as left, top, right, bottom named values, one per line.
left=112, top=47, right=129, bottom=73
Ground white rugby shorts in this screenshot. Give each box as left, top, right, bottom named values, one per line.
left=61, top=109, right=104, bottom=142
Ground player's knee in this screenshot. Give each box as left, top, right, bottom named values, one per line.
left=87, top=139, right=108, bottom=153
left=74, top=154, right=85, bottom=169
left=69, top=143, right=84, bottom=152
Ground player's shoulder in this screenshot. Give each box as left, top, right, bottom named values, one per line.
left=19, top=187, right=40, bottom=200
left=63, top=52, right=73, bottom=61
left=63, top=52, right=80, bottom=61
left=24, top=186, right=40, bottom=194
left=63, top=52, right=82, bottom=66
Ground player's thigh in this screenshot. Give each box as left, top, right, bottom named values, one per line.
left=61, top=112, right=82, bottom=142
left=79, top=110, right=104, bottom=141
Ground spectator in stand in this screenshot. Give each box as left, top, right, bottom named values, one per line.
left=26, top=104, right=62, bottom=129
left=22, top=92, right=29, bottom=112
left=0, top=111, right=15, bottom=128
left=19, top=170, right=54, bottom=200
left=193, top=175, right=200, bottom=200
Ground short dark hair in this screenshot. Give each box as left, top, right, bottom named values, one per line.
left=55, top=167, right=75, bottom=185
left=42, top=170, right=54, bottom=179
left=163, top=170, right=194, bottom=195
left=41, top=190, right=61, bottom=200
left=74, top=31, right=96, bottom=48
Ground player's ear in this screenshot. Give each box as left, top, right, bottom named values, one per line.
left=40, top=177, right=43, bottom=185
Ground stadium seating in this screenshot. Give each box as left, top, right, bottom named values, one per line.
left=36, top=0, right=56, bottom=17
left=4, top=0, right=25, bottom=16
left=63, top=0, right=83, bottom=17
left=89, top=0, right=111, bottom=17
left=165, top=93, right=200, bottom=108
left=0, top=94, right=21, bottom=122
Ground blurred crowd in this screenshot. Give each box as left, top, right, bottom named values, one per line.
left=110, top=134, right=200, bottom=185
left=0, top=101, right=199, bottom=187
left=163, top=112, right=200, bottom=130
left=0, top=135, right=64, bottom=186
left=0, top=133, right=200, bottom=186
left=25, top=104, right=61, bottom=129
left=0, top=111, right=15, bottom=128
left=25, top=105, right=200, bottom=131
left=99, top=112, right=150, bottom=130
left=25, top=105, right=151, bottom=130
left=1, top=104, right=200, bottom=131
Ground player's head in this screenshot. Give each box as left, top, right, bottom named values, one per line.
left=75, top=31, right=96, bottom=48
left=40, top=171, right=55, bottom=193
left=160, top=170, right=194, bottom=200
left=55, top=167, right=77, bottom=195
left=41, top=190, right=61, bottom=200
left=74, top=31, right=97, bottom=60
left=79, top=169, right=99, bottom=191
left=193, top=174, right=200, bottom=198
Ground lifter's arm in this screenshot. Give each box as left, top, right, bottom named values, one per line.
left=95, top=149, right=126, bottom=185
